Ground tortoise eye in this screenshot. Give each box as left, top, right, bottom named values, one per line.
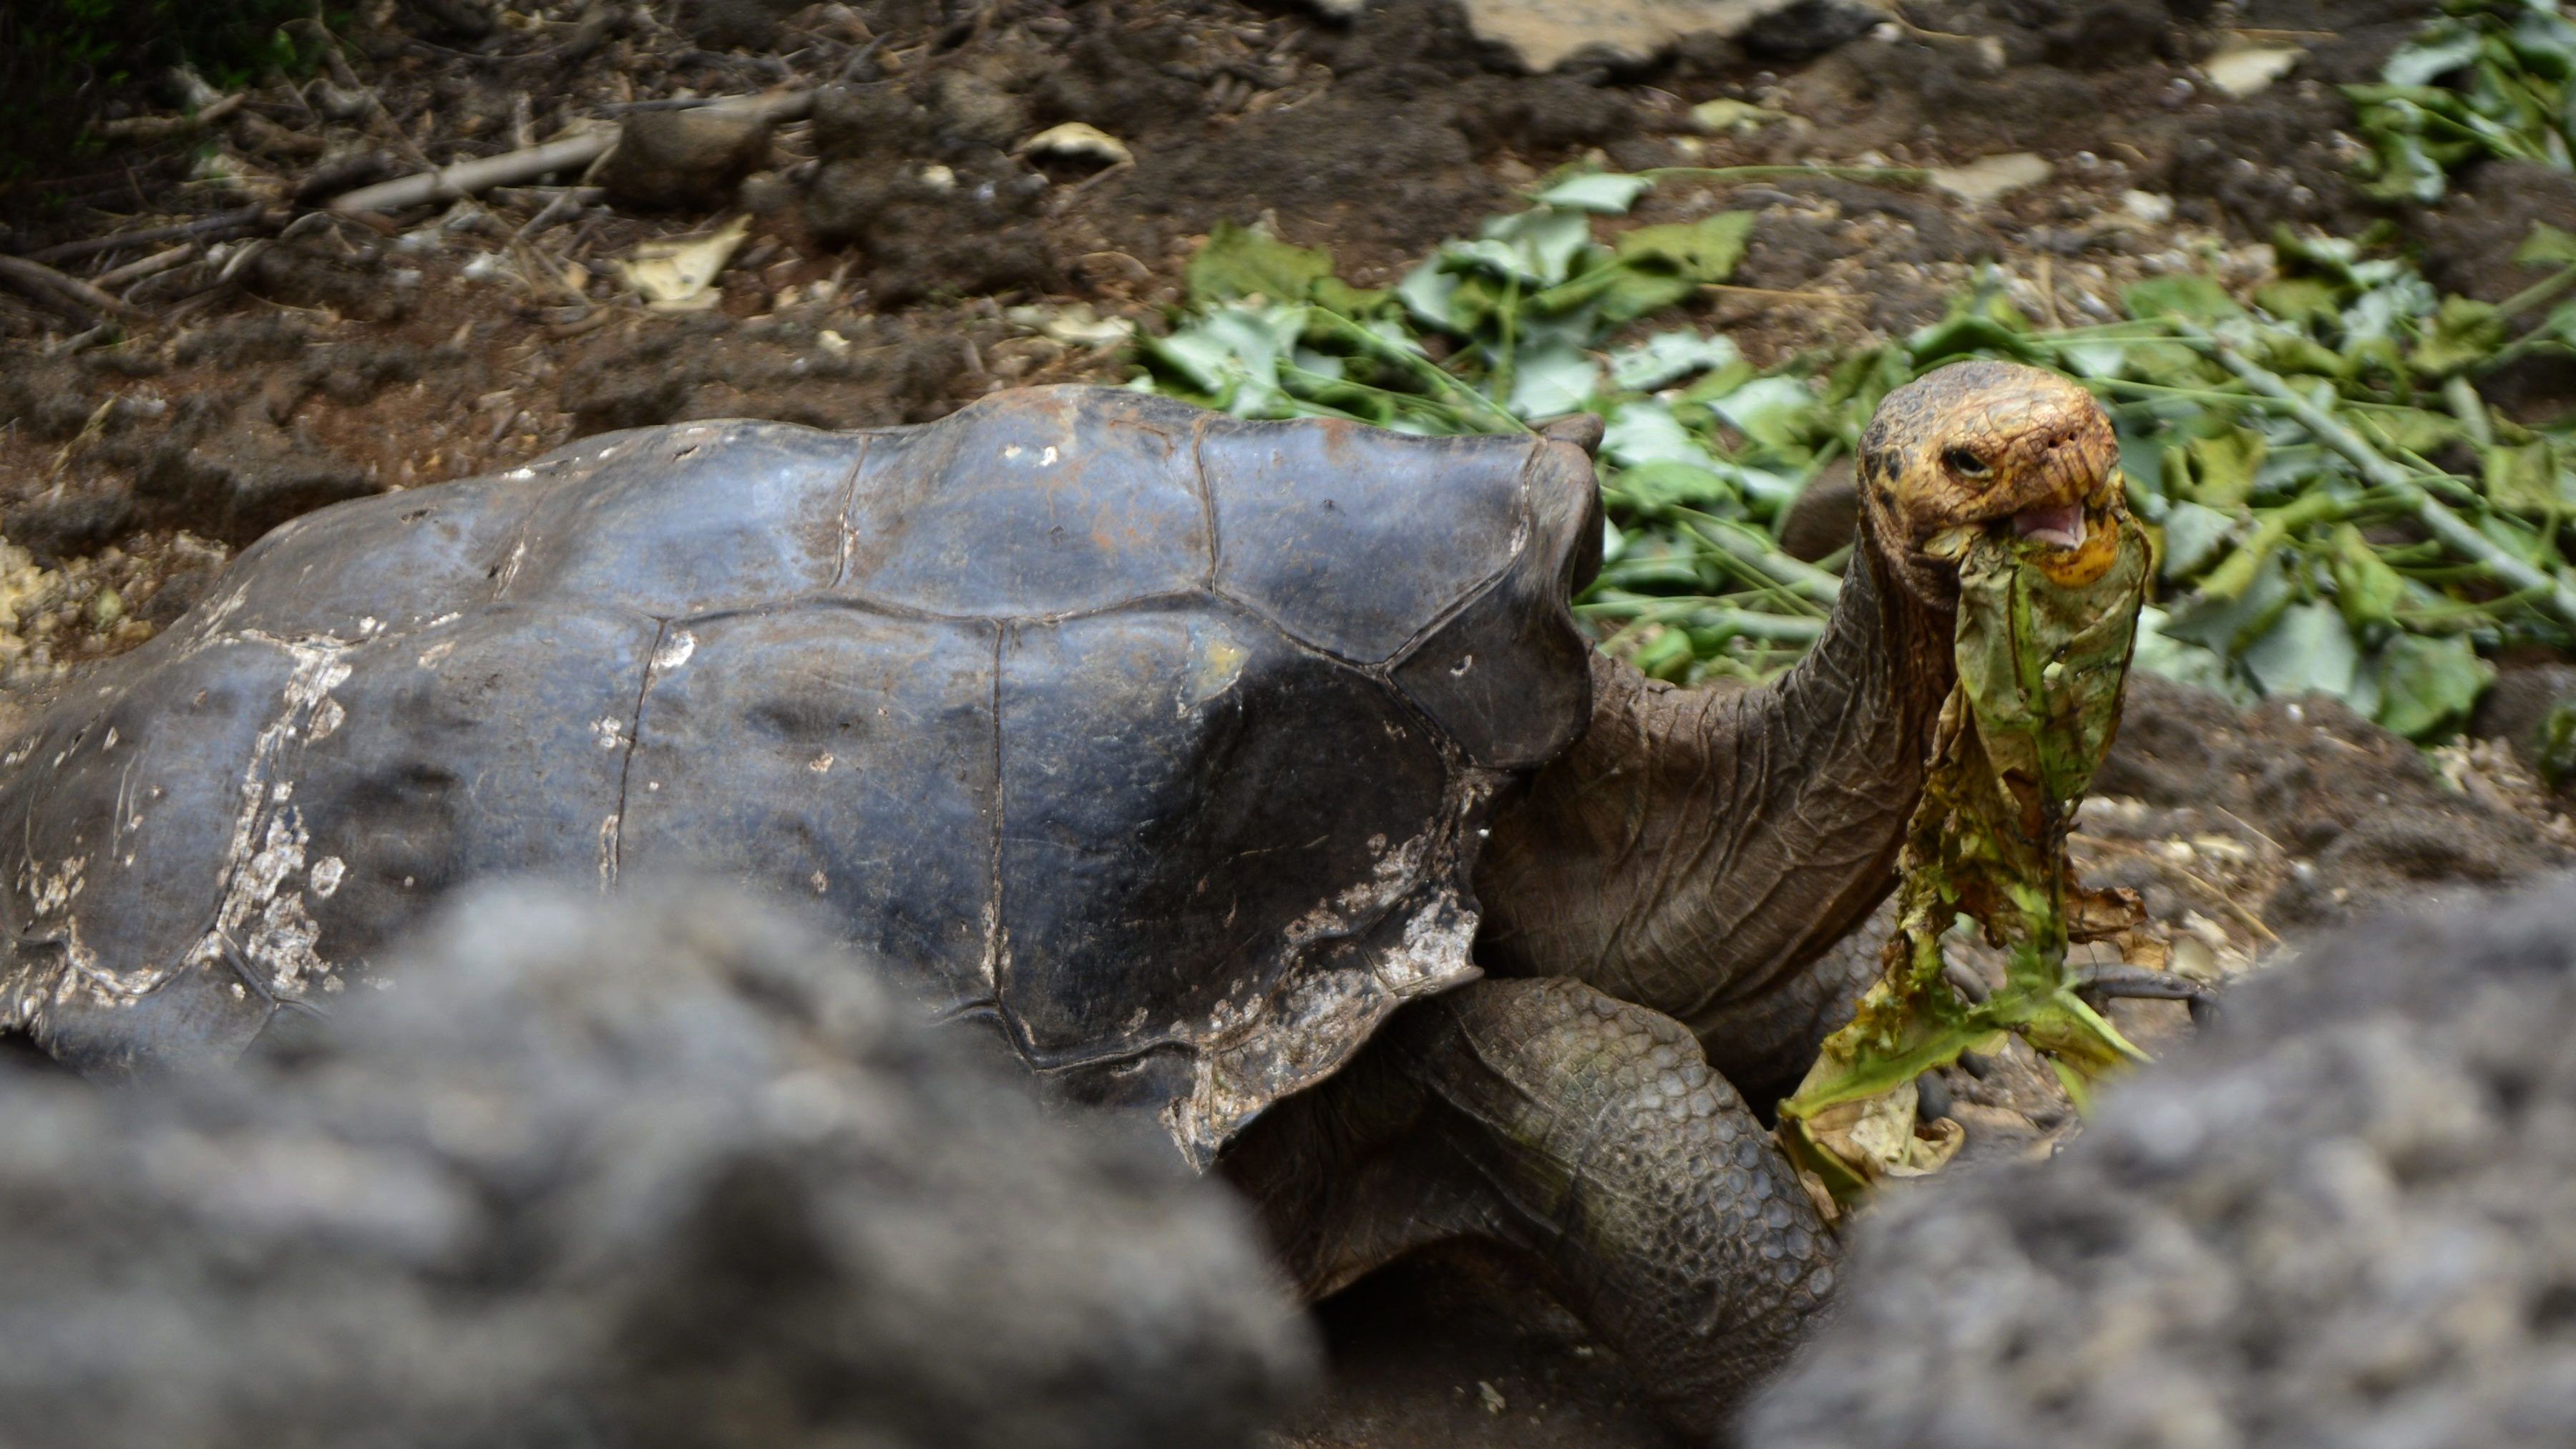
left=1942, top=447, right=1993, bottom=479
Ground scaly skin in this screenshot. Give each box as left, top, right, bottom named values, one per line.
left=1229, top=362, right=2126, bottom=1440
left=1477, top=359, right=2122, bottom=1089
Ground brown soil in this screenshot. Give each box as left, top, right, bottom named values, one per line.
left=8, top=0, right=2576, bottom=1444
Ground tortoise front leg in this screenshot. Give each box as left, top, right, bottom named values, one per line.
left=1387, top=976, right=1838, bottom=1435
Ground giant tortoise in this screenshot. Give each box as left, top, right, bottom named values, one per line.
left=0, top=359, right=2125, bottom=1429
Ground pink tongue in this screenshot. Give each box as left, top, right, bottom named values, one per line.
left=2012, top=501, right=2086, bottom=550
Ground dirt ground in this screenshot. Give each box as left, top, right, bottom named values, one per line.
left=7, top=0, right=2576, bottom=1444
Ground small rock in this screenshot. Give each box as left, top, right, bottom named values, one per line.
left=598, top=107, right=774, bottom=211
left=1020, top=121, right=1133, bottom=169
left=1926, top=152, right=2051, bottom=205
left=2202, top=43, right=2303, bottom=99
left=1455, top=0, right=1857, bottom=72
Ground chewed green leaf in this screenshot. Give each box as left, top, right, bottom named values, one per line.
left=2368, top=633, right=2494, bottom=738
left=1609, top=330, right=1742, bottom=390
left=1533, top=171, right=1653, bottom=214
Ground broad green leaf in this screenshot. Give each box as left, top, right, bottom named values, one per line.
left=2123, top=274, right=2243, bottom=325
left=1604, top=459, right=1744, bottom=518
left=1188, top=222, right=1334, bottom=308
left=2326, top=522, right=2407, bottom=628
left=2410, top=295, right=2506, bottom=375
left=1394, top=258, right=1464, bottom=332
left=2162, top=551, right=2296, bottom=656
left=1144, top=303, right=1308, bottom=416
left=2255, top=276, right=2346, bottom=331
left=1611, top=211, right=1754, bottom=283
left=1705, top=374, right=1820, bottom=453
left=1609, top=330, right=1741, bottom=390
left=2383, top=24, right=2483, bottom=87
left=1589, top=265, right=1700, bottom=324
left=2368, top=633, right=2493, bottom=738
left=1603, top=398, right=1719, bottom=469
left=2157, top=500, right=2237, bottom=581
left=2182, top=426, right=2267, bottom=510
left=2133, top=605, right=2257, bottom=704
left=1507, top=343, right=1603, bottom=419
left=2485, top=439, right=2574, bottom=514
left=2242, top=601, right=2361, bottom=699
left=2515, top=221, right=2576, bottom=267
left=1534, top=171, right=1653, bottom=214
left=1475, top=206, right=1597, bottom=287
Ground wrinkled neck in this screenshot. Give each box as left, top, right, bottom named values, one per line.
left=1473, top=526, right=1958, bottom=1065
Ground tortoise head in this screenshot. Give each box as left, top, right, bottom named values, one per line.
left=1855, top=359, right=2124, bottom=607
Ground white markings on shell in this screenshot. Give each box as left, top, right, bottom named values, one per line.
left=177, top=633, right=358, bottom=1006
left=311, top=856, right=346, bottom=899
left=593, top=716, right=628, bottom=750
left=1158, top=769, right=1501, bottom=1169
left=597, top=814, right=620, bottom=891
left=651, top=629, right=696, bottom=673
left=809, top=752, right=834, bottom=774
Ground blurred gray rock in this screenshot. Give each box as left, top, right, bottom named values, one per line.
left=0, top=882, right=1314, bottom=1449
left=600, top=109, right=774, bottom=211
left=1745, top=877, right=2576, bottom=1448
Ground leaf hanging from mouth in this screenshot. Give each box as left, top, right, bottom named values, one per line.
left=1777, top=508, right=2154, bottom=1207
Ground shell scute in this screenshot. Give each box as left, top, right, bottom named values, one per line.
left=838, top=387, right=1212, bottom=618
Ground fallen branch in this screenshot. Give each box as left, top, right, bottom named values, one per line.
left=0, top=255, right=147, bottom=327
left=90, top=244, right=196, bottom=291
left=27, top=205, right=279, bottom=266
left=95, top=93, right=245, bottom=142
left=328, top=91, right=814, bottom=215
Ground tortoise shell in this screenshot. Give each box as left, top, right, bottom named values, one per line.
left=0, top=386, right=1600, bottom=1162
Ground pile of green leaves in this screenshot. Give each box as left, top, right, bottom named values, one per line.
left=2348, top=0, right=2576, bottom=203
left=0, top=0, right=323, bottom=197
left=1136, top=174, right=1844, bottom=685
left=1128, top=172, right=2576, bottom=739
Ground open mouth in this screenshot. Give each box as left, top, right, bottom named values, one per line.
left=2009, top=499, right=2087, bottom=551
